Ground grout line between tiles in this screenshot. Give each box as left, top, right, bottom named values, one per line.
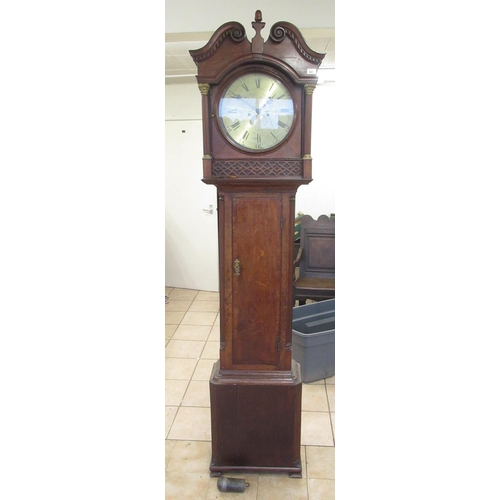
left=166, top=437, right=211, bottom=443
left=305, top=446, right=310, bottom=496
left=166, top=405, right=180, bottom=441
left=165, top=380, right=191, bottom=440
left=203, top=473, right=211, bottom=500
left=324, top=382, right=335, bottom=447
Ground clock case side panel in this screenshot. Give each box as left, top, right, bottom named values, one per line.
left=217, top=192, right=233, bottom=369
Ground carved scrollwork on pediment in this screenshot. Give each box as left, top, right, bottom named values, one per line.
left=269, top=22, right=324, bottom=65
left=189, top=22, right=247, bottom=63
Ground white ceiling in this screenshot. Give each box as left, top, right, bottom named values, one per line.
left=165, top=2, right=335, bottom=85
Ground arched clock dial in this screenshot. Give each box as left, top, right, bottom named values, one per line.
left=218, top=72, right=295, bottom=151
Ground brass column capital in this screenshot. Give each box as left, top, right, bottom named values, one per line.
left=198, top=83, right=210, bottom=95
left=304, top=84, right=316, bottom=95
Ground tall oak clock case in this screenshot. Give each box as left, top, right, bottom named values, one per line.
left=189, top=11, right=324, bottom=477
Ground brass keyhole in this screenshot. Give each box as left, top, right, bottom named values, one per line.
left=234, top=259, right=241, bottom=276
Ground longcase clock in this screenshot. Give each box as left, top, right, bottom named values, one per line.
left=190, top=11, right=324, bottom=478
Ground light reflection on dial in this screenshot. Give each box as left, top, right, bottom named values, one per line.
left=218, top=72, right=294, bottom=151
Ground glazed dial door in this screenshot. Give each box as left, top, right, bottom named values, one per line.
left=218, top=72, right=295, bottom=151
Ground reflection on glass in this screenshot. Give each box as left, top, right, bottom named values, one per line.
left=218, top=73, right=294, bottom=150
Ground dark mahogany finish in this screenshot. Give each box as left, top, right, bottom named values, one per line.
left=209, top=360, right=302, bottom=476
left=190, top=11, right=324, bottom=477
left=293, top=215, right=335, bottom=305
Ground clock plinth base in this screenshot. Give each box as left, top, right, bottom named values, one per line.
left=209, top=360, right=302, bottom=477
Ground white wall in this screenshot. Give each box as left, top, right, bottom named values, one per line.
left=296, top=84, right=336, bottom=219
left=165, top=84, right=202, bottom=120
left=165, top=85, right=218, bottom=291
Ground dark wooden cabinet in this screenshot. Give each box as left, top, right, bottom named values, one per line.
left=209, top=360, right=302, bottom=475
left=190, top=11, right=324, bottom=477
left=219, top=188, right=294, bottom=371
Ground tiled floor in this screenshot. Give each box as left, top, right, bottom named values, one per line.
left=166, top=287, right=335, bottom=500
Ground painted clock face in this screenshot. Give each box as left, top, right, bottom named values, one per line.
left=218, top=72, right=295, bottom=151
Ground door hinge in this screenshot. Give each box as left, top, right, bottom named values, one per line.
left=277, top=339, right=281, bottom=351
left=280, top=218, right=283, bottom=228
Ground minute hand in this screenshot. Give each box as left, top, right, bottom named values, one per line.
left=260, top=97, right=274, bottom=111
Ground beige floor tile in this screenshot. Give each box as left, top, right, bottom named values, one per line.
left=326, top=384, right=335, bottom=412
left=165, top=325, right=177, bottom=342
left=165, top=339, right=205, bottom=359
left=181, top=311, right=218, bottom=326
left=306, top=446, right=335, bottom=479
left=257, top=475, right=308, bottom=500
left=168, top=288, right=199, bottom=301
left=165, top=358, right=198, bottom=380
left=171, top=325, right=212, bottom=341
left=165, top=311, right=186, bottom=325
left=308, top=478, right=335, bottom=500
left=192, top=359, right=216, bottom=381
left=165, top=287, right=173, bottom=295
left=165, top=440, right=176, bottom=470
left=201, top=341, right=220, bottom=360
left=326, top=375, right=335, bottom=385
left=207, top=475, right=257, bottom=499
left=208, top=325, right=220, bottom=341
left=168, top=406, right=211, bottom=441
left=195, top=291, right=219, bottom=301
left=214, top=313, right=220, bottom=325
left=165, top=406, right=178, bottom=439
left=188, top=300, right=220, bottom=312
left=166, top=440, right=212, bottom=473
left=301, top=412, right=334, bottom=446
left=165, top=379, right=189, bottom=406
left=307, top=379, right=326, bottom=386
left=302, top=384, right=329, bottom=412
left=181, top=380, right=210, bottom=407
left=165, top=472, right=210, bottom=500
left=165, top=300, right=192, bottom=312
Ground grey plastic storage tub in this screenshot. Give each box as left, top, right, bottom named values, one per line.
left=292, top=299, right=335, bottom=383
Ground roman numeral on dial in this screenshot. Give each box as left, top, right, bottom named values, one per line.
left=227, top=121, right=240, bottom=132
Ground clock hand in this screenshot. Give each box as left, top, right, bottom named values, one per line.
left=232, top=95, right=258, bottom=113
left=260, top=97, right=274, bottom=111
